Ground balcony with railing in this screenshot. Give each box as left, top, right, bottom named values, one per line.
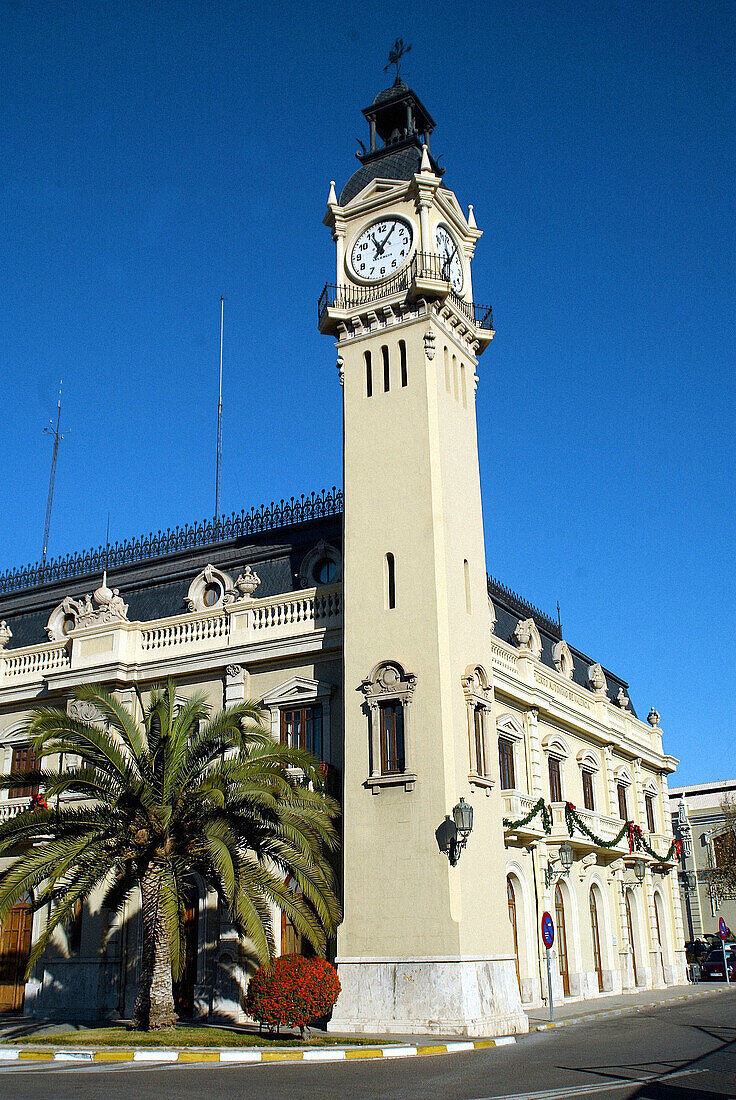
left=0, top=585, right=343, bottom=690
left=318, top=251, right=493, bottom=334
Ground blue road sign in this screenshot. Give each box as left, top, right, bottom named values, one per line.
left=719, top=917, right=728, bottom=941
left=542, top=910, right=555, bottom=949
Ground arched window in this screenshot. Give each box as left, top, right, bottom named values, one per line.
left=462, top=665, right=493, bottom=786
left=507, top=877, right=521, bottom=991
left=399, top=340, right=407, bottom=387
left=625, top=889, right=639, bottom=986
left=382, top=345, right=390, bottom=392
left=589, top=888, right=604, bottom=992
left=385, top=552, right=396, bottom=610
left=460, top=362, right=467, bottom=408
left=365, top=350, right=372, bottom=398
left=555, top=884, right=570, bottom=996
left=360, top=661, right=417, bottom=791
left=463, top=558, right=471, bottom=614
left=444, top=346, right=451, bottom=392
left=452, top=354, right=459, bottom=400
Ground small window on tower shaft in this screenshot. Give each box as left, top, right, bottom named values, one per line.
left=382, top=346, right=390, bottom=392
left=385, top=553, right=396, bottom=609
left=399, top=341, right=407, bottom=387
left=365, top=351, right=373, bottom=398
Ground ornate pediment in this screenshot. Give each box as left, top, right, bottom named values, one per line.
left=261, top=676, right=323, bottom=708
left=552, top=639, right=574, bottom=680
left=513, top=617, right=542, bottom=660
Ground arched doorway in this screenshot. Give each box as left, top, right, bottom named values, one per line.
left=554, top=884, right=570, bottom=996
left=589, top=888, right=604, bottom=992
left=625, top=889, right=639, bottom=986
left=0, top=902, right=32, bottom=1013
left=507, top=877, right=521, bottom=991
left=653, top=891, right=667, bottom=983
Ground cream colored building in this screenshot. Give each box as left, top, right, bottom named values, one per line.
left=0, top=78, right=686, bottom=1033
left=669, top=779, right=736, bottom=945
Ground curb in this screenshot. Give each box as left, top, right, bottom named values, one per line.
left=0, top=1036, right=516, bottom=1065
left=531, top=986, right=732, bottom=1031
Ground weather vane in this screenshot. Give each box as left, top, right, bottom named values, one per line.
left=384, top=39, right=411, bottom=83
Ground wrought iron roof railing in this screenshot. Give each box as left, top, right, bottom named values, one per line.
left=487, top=573, right=561, bottom=639
left=0, top=488, right=344, bottom=597
left=318, top=250, right=493, bottom=331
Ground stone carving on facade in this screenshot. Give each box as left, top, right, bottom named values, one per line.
left=46, top=576, right=128, bottom=640
left=228, top=566, right=261, bottom=602
left=0, top=622, right=12, bottom=649
left=186, top=564, right=234, bottom=612
left=552, top=639, right=574, bottom=679
left=647, top=707, right=660, bottom=727
left=513, top=617, right=542, bottom=660
left=360, top=660, right=416, bottom=708
left=336, top=356, right=344, bottom=386
left=67, top=698, right=107, bottom=726
left=487, top=595, right=496, bottom=635
left=587, top=663, right=607, bottom=695
left=616, top=687, right=630, bottom=709
left=423, top=330, right=436, bottom=360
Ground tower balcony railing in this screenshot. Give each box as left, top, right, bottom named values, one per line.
left=318, top=251, right=493, bottom=332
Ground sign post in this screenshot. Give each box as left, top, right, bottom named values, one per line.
left=541, top=910, right=555, bottom=1021
left=719, top=917, right=730, bottom=985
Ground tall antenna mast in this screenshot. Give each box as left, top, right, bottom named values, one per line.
left=42, top=381, right=67, bottom=568
left=215, top=296, right=225, bottom=520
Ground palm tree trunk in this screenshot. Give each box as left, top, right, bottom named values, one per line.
left=132, top=863, right=177, bottom=1030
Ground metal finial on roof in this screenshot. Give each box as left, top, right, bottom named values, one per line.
left=384, top=39, right=411, bottom=83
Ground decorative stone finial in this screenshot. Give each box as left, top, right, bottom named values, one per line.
left=420, top=143, right=432, bottom=173
left=234, top=565, right=261, bottom=599
left=467, top=204, right=477, bottom=229
left=647, top=707, right=660, bottom=727
left=0, top=621, right=12, bottom=649
left=327, top=180, right=337, bottom=205
left=616, top=687, right=630, bottom=709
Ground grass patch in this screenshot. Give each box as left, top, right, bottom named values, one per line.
left=12, top=1025, right=374, bottom=1049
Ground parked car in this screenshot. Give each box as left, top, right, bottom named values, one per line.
left=699, top=946, right=736, bottom=982
left=685, top=939, right=711, bottom=965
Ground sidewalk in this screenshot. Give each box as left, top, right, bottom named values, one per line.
left=525, top=981, right=733, bottom=1030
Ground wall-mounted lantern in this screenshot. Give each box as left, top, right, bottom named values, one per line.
left=436, top=797, right=474, bottom=867
left=544, top=841, right=574, bottom=889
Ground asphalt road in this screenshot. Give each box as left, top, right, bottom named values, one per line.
left=0, top=994, right=734, bottom=1100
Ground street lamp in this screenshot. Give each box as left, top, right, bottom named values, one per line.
left=545, top=841, right=574, bottom=888
left=436, top=797, right=474, bottom=867
left=622, top=859, right=647, bottom=890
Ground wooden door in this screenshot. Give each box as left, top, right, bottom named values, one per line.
left=625, top=890, right=639, bottom=986
left=554, top=885, right=570, bottom=996
left=507, top=877, right=521, bottom=991
left=589, top=890, right=604, bottom=992
left=173, top=893, right=198, bottom=1018
left=0, top=904, right=32, bottom=1013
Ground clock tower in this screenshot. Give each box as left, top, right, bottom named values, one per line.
left=320, top=79, right=528, bottom=1036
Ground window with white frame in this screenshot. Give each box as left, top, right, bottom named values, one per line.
left=360, top=661, right=417, bottom=791
left=461, top=665, right=493, bottom=787
left=577, top=752, right=599, bottom=812
left=616, top=771, right=633, bottom=821
left=496, top=713, right=525, bottom=792
left=545, top=738, right=568, bottom=803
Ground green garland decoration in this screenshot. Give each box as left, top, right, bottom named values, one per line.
left=503, top=797, right=552, bottom=834
left=564, top=803, right=680, bottom=862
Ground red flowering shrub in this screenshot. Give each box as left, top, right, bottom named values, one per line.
left=245, top=955, right=341, bottom=1030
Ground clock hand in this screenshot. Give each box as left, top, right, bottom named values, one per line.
left=376, top=223, right=396, bottom=256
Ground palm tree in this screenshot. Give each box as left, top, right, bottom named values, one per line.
left=0, top=681, right=341, bottom=1030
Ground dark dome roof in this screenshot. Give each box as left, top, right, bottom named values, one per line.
left=372, top=80, right=408, bottom=106
left=339, top=145, right=422, bottom=205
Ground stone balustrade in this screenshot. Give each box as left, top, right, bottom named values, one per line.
left=0, top=586, right=342, bottom=689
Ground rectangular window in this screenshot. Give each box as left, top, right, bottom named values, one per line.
left=548, top=756, right=562, bottom=802
left=645, top=793, right=656, bottom=833
left=281, top=706, right=323, bottom=760
left=379, top=702, right=404, bottom=775
left=582, top=769, right=595, bottom=811
left=498, top=737, right=515, bottom=790
left=617, top=782, right=629, bottom=821
left=473, top=708, right=486, bottom=775
left=10, top=744, right=38, bottom=799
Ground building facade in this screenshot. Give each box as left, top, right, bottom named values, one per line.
left=669, top=779, right=736, bottom=944
left=0, top=79, right=687, bottom=1033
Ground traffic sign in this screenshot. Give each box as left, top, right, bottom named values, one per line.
left=719, top=917, right=728, bottom=941
left=541, top=911, right=555, bottom=949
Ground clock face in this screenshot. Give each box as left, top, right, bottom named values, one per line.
left=350, top=217, right=413, bottom=282
left=434, top=225, right=464, bottom=293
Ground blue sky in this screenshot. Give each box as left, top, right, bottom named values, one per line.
left=1, top=1, right=734, bottom=784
